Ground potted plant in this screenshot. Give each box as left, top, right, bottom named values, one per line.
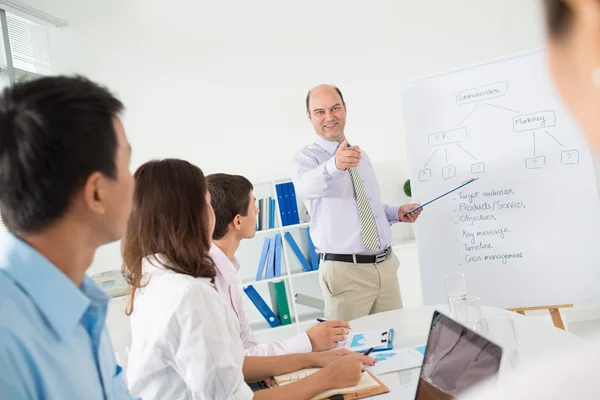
left=403, top=179, right=411, bottom=198
left=403, top=179, right=416, bottom=239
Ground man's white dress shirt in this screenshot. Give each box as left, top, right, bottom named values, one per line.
left=210, top=244, right=312, bottom=356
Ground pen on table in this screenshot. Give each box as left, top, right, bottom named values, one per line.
left=316, top=318, right=352, bottom=329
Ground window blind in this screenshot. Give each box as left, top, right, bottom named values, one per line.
left=6, top=12, right=51, bottom=82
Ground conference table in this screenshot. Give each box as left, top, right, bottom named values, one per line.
left=350, top=305, right=589, bottom=397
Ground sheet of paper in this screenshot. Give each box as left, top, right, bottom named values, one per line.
left=370, top=383, right=418, bottom=400
left=335, top=329, right=389, bottom=352
left=273, top=368, right=380, bottom=400
left=367, top=347, right=425, bottom=375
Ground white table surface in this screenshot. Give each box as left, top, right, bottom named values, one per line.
left=349, top=305, right=589, bottom=391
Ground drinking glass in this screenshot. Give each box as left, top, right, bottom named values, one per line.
left=450, top=295, right=487, bottom=332
left=444, top=272, right=467, bottom=317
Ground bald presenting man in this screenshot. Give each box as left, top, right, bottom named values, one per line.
left=291, top=84, right=421, bottom=321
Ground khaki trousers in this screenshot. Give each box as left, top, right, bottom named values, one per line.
left=318, top=251, right=402, bottom=321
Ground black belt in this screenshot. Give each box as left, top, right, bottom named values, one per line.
left=319, top=247, right=391, bottom=264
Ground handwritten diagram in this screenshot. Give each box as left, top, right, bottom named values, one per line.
left=403, top=50, right=600, bottom=309
left=513, top=111, right=579, bottom=169
left=418, top=82, right=579, bottom=182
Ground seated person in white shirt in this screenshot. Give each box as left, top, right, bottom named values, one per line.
left=123, top=158, right=375, bottom=400
left=206, top=173, right=350, bottom=357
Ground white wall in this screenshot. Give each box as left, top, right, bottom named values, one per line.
left=42, top=0, right=545, bottom=275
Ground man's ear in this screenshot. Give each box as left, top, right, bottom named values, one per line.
left=233, top=214, right=243, bottom=231
left=307, top=110, right=312, bottom=120
left=82, top=171, right=107, bottom=215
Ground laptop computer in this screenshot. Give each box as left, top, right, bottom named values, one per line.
left=414, top=310, right=503, bottom=399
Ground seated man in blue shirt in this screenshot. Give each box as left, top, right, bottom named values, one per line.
left=0, top=76, right=136, bottom=399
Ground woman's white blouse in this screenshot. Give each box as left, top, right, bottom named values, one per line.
left=126, top=255, right=253, bottom=400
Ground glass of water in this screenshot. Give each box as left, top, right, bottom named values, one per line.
left=450, top=295, right=487, bottom=332
left=444, top=272, right=467, bottom=317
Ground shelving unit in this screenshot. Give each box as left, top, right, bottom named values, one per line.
left=237, top=179, right=324, bottom=343
left=253, top=222, right=311, bottom=237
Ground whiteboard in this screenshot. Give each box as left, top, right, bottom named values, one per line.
left=402, top=50, right=600, bottom=309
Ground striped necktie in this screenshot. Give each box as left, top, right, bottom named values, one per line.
left=349, top=167, right=380, bottom=252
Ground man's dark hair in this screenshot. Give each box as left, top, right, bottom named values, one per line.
left=0, top=75, right=124, bottom=233
left=305, top=85, right=345, bottom=112
left=544, top=0, right=572, bottom=37
left=206, top=173, right=254, bottom=240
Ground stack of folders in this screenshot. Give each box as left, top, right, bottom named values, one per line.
left=255, top=197, right=276, bottom=231
left=282, top=227, right=320, bottom=272
left=256, top=234, right=283, bottom=280
left=243, top=282, right=292, bottom=327
left=255, top=228, right=319, bottom=278
left=275, top=182, right=300, bottom=227
left=248, top=233, right=284, bottom=328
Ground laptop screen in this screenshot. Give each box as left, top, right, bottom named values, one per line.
left=415, top=311, right=503, bottom=399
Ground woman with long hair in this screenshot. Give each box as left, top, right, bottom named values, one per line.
left=122, top=158, right=374, bottom=400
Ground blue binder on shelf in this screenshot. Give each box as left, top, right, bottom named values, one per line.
left=265, top=236, right=276, bottom=279
left=243, top=285, right=281, bottom=328
left=305, top=227, right=319, bottom=271
left=287, top=182, right=300, bottom=224
left=255, top=237, right=271, bottom=281
left=269, top=198, right=276, bottom=229
left=274, top=234, right=282, bottom=277
left=281, top=183, right=294, bottom=226
left=283, top=232, right=312, bottom=272
left=275, top=184, right=288, bottom=227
